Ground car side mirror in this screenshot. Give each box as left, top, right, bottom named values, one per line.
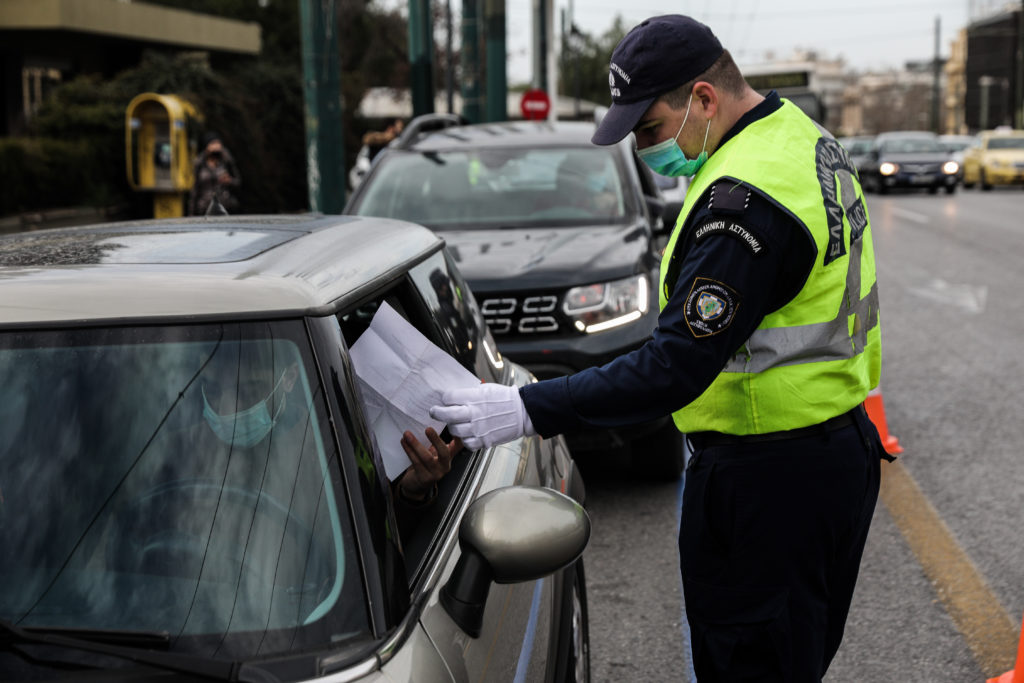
left=659, top=201, right=684, bottom=235
left=645, top=194, right=666, bottom=223
left=440, top=486, right=590, bottom=637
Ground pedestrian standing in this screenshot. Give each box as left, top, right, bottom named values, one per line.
left=431, top=14, right=895, bottom=682
left=190, top=132, right=241, bottom=216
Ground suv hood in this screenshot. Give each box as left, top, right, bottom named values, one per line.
left=440, top=222, right=651, bottom=291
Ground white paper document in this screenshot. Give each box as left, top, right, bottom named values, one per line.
left=349, top=302, right=481, bottom=480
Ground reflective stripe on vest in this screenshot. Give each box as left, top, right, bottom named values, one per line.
left=659, top=100, right=881, bottom=434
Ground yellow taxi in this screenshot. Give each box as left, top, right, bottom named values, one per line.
left=962, top=128, right=1024, bottom=189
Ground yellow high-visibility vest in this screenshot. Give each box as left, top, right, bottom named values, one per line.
left=659, top=100, right=881, bottom=434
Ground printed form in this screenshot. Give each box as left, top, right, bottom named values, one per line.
left=349, top=301, right=481, bottom=480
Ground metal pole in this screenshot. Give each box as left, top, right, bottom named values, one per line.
left=409, top=0, right=435, bottom=117
left=533, top=0, right=548, bottom=91
left=461, top=0, right=482, bottom=123
left=570, top=0, right=579, bottom=118
left=484, top=0, right=507, bottom=121
left=299, top=0, right=345, bottom=212
left=1017, top=1, right=1024, bottom=127
left=446, top=0, right=454, bottom=113
left=932, top=16, right=941, bottom=133
left=980, top=75, right=993, bottom=129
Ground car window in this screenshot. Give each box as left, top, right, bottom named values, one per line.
left=408, top=251, right=504, bottom=384
left=939, top=137, right=976, bottom=153
left=987, top=137, right=1024, bottom=150
left=352, top=146, right=638, bottom=228
left=0, top=321, right=368, bottom=659
left=336, top=259, right=494, bottom=578
left=879, top=137, right=941, bottom=154
left=844, top=139, right=873, bottom=155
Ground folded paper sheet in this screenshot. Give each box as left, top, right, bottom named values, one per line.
left=349, top=301, right=481, bottom=480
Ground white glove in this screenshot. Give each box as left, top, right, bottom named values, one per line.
left=430, top=383, right=536, bottom=450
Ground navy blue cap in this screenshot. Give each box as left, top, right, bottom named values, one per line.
left=592, top=15, right=724, bottom=145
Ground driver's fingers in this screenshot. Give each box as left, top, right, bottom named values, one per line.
left=400, top=431, right=431, bottom=469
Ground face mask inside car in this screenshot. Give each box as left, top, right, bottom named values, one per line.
left=202, top=371, right=287, bottom=448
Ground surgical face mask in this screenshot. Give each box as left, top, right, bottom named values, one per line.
left=586, top=173, right=607, bottom=193
left=636, top=94, right=711, bottom=178
left=202, top=372, right=286, bottom=448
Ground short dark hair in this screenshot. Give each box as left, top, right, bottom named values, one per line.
left=659, top=50, right=748, bottom=109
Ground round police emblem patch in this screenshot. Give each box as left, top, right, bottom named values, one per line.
left=684, top=277, right=740, bottom=338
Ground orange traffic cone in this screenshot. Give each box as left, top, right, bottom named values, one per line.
left=987, top=612, right=1024, bottom=682
left=863, top=387, right=903, bottom=455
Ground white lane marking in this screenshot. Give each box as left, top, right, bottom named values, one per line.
left=907, top=278, right=988, bottom=314
left=891, top=207, right=929, bottom=224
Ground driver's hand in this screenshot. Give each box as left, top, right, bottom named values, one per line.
left=397, top=428, right=461, bottom=501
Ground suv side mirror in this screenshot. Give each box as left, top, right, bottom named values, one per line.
left=440, top=486, right=590, bottom=637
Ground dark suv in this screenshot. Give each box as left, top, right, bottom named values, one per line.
left=345, top=115, right=685, bottom=479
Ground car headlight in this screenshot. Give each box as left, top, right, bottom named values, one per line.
left=564, top=274, right=649, bottom=334
left=879, top=162, right=899, bottom=176
left=942, top=160, right=959, bottom=175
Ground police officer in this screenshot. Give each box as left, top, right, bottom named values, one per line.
left=431, top=14, right=892, bottom=681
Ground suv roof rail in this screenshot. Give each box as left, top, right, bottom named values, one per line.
left=393, top=113, right=466, bottom=149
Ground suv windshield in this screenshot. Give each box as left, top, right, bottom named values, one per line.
left=0, top=321, right=367, bottom=660
left=880, top=137, right=941, bottom=154
left=352, top=146, right=637, bottom=229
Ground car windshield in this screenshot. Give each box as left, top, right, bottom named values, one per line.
left=880, top=137, right=942, bottom=154
left=841, top=138, right=873, bottom=155
left=988, top=136, right=1024, bottom=150
left=940, top=137, right=975, bottom=152
left=353, top=146, right=637, bottom=229
left=0, top=321, right=368, bottom=660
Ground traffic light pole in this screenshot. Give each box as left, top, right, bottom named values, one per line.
left=461, top=0, right=482, bottom=123
left=299, top=0, right=345, bottom=212
left=409, top=0, right=435, bottom=116
left=484, top=0, right=507, bottom=121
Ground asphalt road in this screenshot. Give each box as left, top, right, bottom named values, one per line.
left=578, top=185, right=1024, bottom=682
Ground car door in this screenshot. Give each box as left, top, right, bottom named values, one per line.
left=331, top=249, right=566, bottom=682
left=405, top=251, right=562, bottom=683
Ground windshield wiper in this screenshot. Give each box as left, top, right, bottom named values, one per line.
left=23, top=626, right=171, bottom=648
left=0, top=619, right=278, bottom=682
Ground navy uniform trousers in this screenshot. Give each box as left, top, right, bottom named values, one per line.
left=679, top=406, right=887, bottom=682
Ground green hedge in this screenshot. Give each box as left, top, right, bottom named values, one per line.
left=0, top=138, right=121, bottom=216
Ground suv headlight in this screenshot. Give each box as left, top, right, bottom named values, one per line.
left=942, top=160, right=959, bottom=175
left=564, top=274, right=649, bottom=334
left=879, top=162, right=899, bottom=176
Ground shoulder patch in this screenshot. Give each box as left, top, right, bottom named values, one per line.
left=693, top=219, right=766, bottom=256
left=708, top=180, right=750, bottom=215
left=684, top=277, right=741, bottom=338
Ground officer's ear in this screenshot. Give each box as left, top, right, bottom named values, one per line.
left=692, top=81, right=718, bottom=119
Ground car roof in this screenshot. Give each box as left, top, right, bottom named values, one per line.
left=0, top=214, right=443, bottom=326
left=981, top=128, right=1024, bottom=137
left=394, top=119, right=623, bottom=153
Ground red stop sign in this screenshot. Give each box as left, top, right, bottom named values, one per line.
left=520, top=89, right=551, bottom=120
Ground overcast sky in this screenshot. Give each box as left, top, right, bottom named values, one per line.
left=503, top=0, right=1000, bottom=84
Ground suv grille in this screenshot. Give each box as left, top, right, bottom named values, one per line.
left=481, top=294, right=563, bottom=336
left=902, top=162, right=940, bottom=174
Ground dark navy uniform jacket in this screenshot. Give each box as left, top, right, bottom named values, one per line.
left=521, top=91, right=818, bottom=437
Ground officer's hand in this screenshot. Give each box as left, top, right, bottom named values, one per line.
left=430, top=383, right=535, bottom=450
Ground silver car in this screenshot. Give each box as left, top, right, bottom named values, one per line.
left=0, top=215, right=590, bottom=682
